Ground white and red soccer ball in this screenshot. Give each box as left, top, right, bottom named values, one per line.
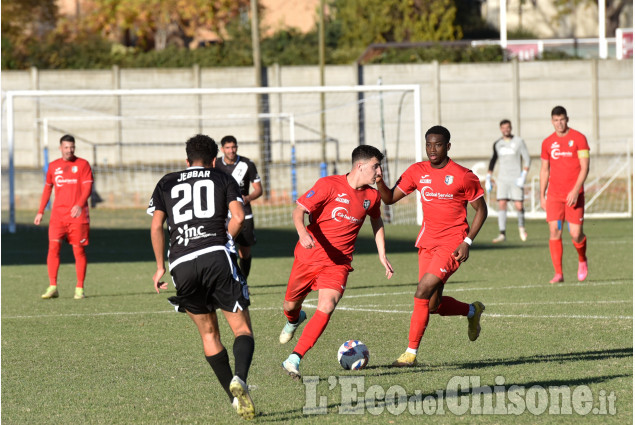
left=337, top=340, right=369, bottom=370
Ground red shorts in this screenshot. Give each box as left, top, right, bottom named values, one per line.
left=418, top=245, right=460, bottom=283
left=546, top=192, right=585, bottom=225
left=284, top=259, right=353, bottom=302
left=49, top=221, right=90, bottom=246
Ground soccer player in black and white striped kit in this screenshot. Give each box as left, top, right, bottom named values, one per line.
left=485, top=120, right=531, bottom=243
left=148, top=135, right=255, bottom=420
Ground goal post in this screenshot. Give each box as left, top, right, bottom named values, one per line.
left=3, top=85, right=423, bottom=233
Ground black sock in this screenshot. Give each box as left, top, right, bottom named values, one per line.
left=239, top=256, right=252, bottom=279
left=206, top=348, right=234, bottom=402
left=233, top=335, right=255, bottom=382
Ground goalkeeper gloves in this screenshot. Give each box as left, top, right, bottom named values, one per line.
left=516, top=170, right=528, bottom=188
left=225, top=233, right=237, bottom=255
left=485, top=174, right=493, bottom=193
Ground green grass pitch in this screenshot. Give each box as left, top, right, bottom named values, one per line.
left=2, top=209, right=632, bottom=424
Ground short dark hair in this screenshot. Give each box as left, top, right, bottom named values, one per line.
left=499, top=119, right=511, bottom=127
left=186, top=134, right=218, bottom=166
left=220, top=135, right=237, bottom=146
left=425, top=125, right=451, bottom=143
left=551, top=106, right=568, bottom=117
left=60, top=134, right=75, bottom=144
left=352, top=145, right=383, bottom=164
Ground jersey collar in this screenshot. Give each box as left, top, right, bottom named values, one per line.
left=222, top=156, right=241, bottom=166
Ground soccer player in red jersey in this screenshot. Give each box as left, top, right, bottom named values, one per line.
left=377, top=125, right=488, bottom=367
left=540, top=106, right=590, bottom=284
left=280, top=145, right=394, bottom=379
left=34, top=135, right=93, bottom=300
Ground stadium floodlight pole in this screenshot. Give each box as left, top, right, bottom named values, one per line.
left=319, top=0, right=327, bottom=178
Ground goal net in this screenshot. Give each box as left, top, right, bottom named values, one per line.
left=2, top=86, right=423, bottom=232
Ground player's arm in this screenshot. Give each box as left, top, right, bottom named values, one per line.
left=150, top=210, right=168, bottom=293
left=516, top=140, right=530, bottom=187
left=71, top=177, right=93, bottom=218
left=34, top=183, right=53, bottom=225
left=486, top=144, right=497, bottom=192
left=539, top=159, right=550, bottom=211
left=566, top=152, right=590, bottom=207
left=227, top=200, right=245, bottom=238
left=376, top=178, right=406, bottom=205
left=245, top=181, right=263, bottom=205
left=370, top=215, right=393, bottom=279
left=293, top=203, right=314, bottom=249
left=453, top=196, right=488, bottom=263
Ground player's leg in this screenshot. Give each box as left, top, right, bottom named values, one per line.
left=493, top=199, right=507, bottom=243
left=565, top=194, right=588, bottom=282
left=280, top=260, right=314, bottom=344
left=236, top=219, right=255, bottom=279
left=238, top=245, right=252, bottom=278
left=68, top=223, right=89, bottom=299
left=514, top=200, right=527, bottom=241
left=546, top=196, right=565, bottom=283
left=283, top=265, right=348, bottom=379
left=222, top=309, right=256, bottom=420
left=42, top=222, right=64, bottom=299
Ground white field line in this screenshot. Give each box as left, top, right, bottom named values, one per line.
left=349, top=300, right=632, bottom=308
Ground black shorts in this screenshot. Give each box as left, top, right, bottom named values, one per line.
left=168, top=250, right=250, bottom=315
left=235, top=218, right=256, bottom=247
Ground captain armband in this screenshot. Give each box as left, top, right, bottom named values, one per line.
left=578, top=150, right=590, bottom=158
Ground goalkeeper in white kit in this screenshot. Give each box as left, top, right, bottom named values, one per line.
left=485, top=119, right=531, bottom=243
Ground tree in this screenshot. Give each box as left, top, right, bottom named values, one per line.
left=1, top=0, right=58, bottom=56
left=80, top=0, right=251, bottom=51
left=332, top=0, right=462, bottom=50
left=553, top=0, right=630, bottom=37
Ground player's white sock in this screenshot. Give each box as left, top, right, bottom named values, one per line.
left=467, top=304, right=475, bottom=319
left=498, top=210, right=507, bottom=233
left=406, top=347, right=418, bottom=355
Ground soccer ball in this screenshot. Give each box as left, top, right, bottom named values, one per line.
left=337, top=340, right=369, bottom=370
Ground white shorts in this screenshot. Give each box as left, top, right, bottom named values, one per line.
left=496, top=181, right=524, bottom=201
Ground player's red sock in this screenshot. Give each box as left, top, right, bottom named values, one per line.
left=284, top=308, right=301, bottom=323
left=408, top=298, right=430, bottom=350
left=72, top=245, right=87, bottom=289
left=293, top=310, right=331, bottom=357
left=47, top=241, right=61, bottom=286
left=549, top=239, right=563, bottom=274
left=572, top=236, right=587, bottom=262
left=435, top=296, right=470, bottom=316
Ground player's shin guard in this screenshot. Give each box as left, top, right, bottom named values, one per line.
left=72, top=245, right=87, bottom=288
left=518, top=209, right=525, bottom=228
left=239, top=256, right=252, bottom=279
left=408, top=298, right=430, bottom=350
left=293, top=310, right=331, bottom=357
left=549, top=239, right=563, bottom=274
left=233, top=334, right=255, bottom=383
left=435, top=296, right=470, bottom=316
left=47, top=241, right=61, bottom=286
left=498, top=210, right=507, bottom=233
left=206, top=348, right=234, bottom=402
left=572, top=236, right=587, bottom=261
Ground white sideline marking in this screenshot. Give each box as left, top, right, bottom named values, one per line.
left=351, top=300, right=632, bottom=308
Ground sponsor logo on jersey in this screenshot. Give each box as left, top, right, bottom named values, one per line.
left=54, top=176, right=78, bottom=187
left=420, top=186, right=454, bottom=202
left=419, top=175, right=432, bottom=184
left=306, top=190, right=315, bottom=198
left=331, top=207, right=361, bottom=223
left=335, top=193, right=350, bottom=204
left=177, top=169, right=211, bottom=182
left=54, top=167, right=63, bottom=175
left=444, top=175, right=454, bottom=185
left=176, top=224, right=211, bottom=246
left=568, top=140, right=574, bottom=147
left=363, top=200, right=371, bottom=210
left=550, top=149, right=574, bottom=160
left=551, top=142, right=560, bottom=149
left=440, top=267, right=447, bottom=273
left=72, top=166, right=78, bottom=173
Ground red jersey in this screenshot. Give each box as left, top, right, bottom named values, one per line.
left=396, top=159, right=484, bottom=249
left=541, top=128, right=589, bottom=197
left=295, top=174, right=381, bottom=266
left=40, top=157, right=93, bottom=224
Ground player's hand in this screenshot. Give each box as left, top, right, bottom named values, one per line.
left=153, top=267, right=167, bottom=293
left=515, top=170, right=528, bottom=188
left=298, top=231, right=315, bottom=249
left=453, top=243, right=470, bottom=263
left=380, top=255, right=394, bottom=279
left=485, top=175, right=493, bottom=193
left=565, top=190, right=579, bottom=207
left=70, top=205, right=82, bottom=218
left=540, top=197, right=547, bottom=211
left=34, top=213, right=43, bottom=225
left=242, top=195, right=251, bottom=205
